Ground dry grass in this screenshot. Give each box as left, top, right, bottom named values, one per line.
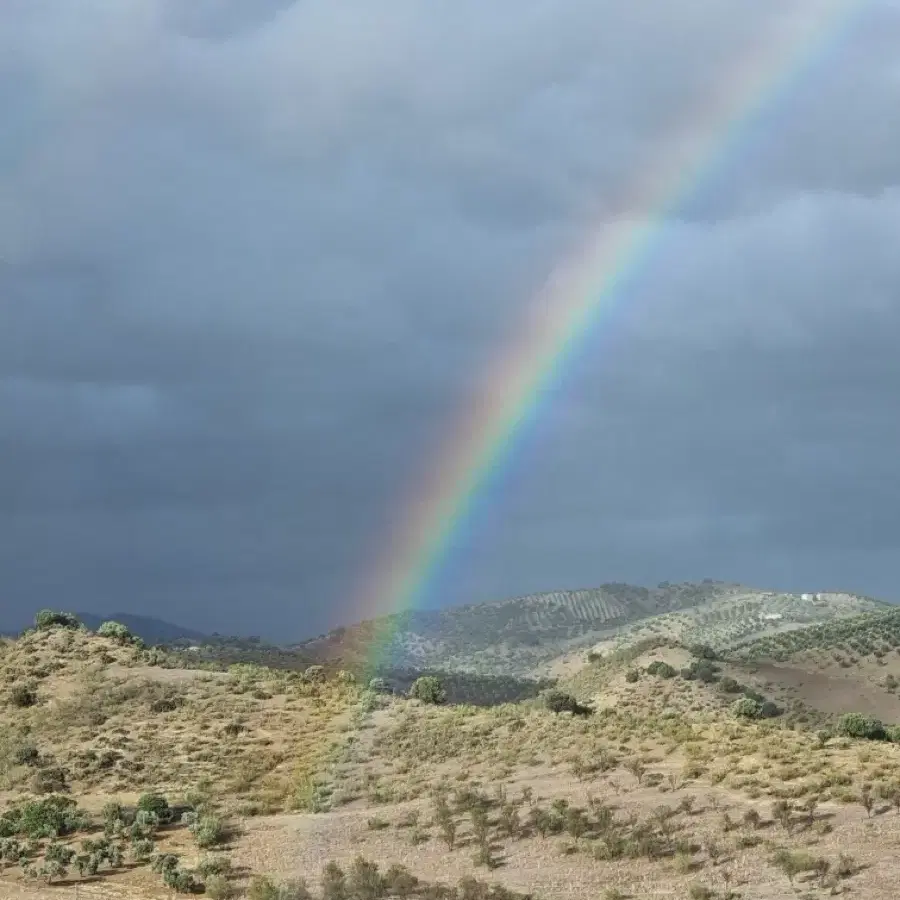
left=5, top=620, right=900, bottom=898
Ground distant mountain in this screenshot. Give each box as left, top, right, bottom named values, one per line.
left=294, top=581, right=888, bottom=677
left=74, top=612, right=209, bottom=646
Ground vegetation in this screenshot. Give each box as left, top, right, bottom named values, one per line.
left=1, top=588, right=898, bottom=898
left=97, top=620, right=141, bottom=645
left=408, top=676, right=447, bottom=705
left=33, top=610, right=81, bottom=632
left=542, top=690, right=591, bottom=716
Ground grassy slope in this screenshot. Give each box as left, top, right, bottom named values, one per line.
left=8, top=603, right=900, bottom=899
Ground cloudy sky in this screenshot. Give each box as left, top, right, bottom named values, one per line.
left=2, top=0, right=900, bottom=639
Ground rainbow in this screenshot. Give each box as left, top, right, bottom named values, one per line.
left=351, top=0, right=867, bottom=672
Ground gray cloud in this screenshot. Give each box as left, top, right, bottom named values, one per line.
left=2, top=0, right=900, bottom=636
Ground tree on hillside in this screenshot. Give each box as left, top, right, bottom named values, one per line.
left=33, top=610, right=81, bottom=631
left=409, top=676, right=446, bottom=705
left=542, top=689, right=591, bottom=716
left=97, top=621, right=138, bottom=645
left=836, top=713, right=887, bottom=741
left=732, top=697, right=763, bottom=720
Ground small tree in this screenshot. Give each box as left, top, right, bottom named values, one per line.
left=409, top=676, right=446, bottom=705
left=646, top=661, right=676, bottom=678
left=543, top=690, right=579, bottom=714
left=137, top=793, right=171, bottom=823
left=836, top=713, right=887, bottom=741
left=732, top=697, right=762, bottom=720
left=34, top=610, right=80, bottom=631
left=97, top=621, right=136, bottom=644
left=191, top=814, right=227, bottom=849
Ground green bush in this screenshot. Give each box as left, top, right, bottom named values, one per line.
left=717, top=677, right=742, bottom=694
left=836, top=713, right=887, bottom=741
left=2, top=796, right=88, bottom=839
left=624, top=669, right=640, bottom=683
left=409, top=676, right=447, bottom=705
left=97, top=621, right=137, bottom=644
left=191, top=815, right=228, bottom=849
left=137, top=793, right=171, bottom=823
left=681, top=659, right=719, bottom=683
left=542, top=690, right=591, bottom=716
left=645, top=661, right=676, bottom=679
left=732, top=698, right=763, bottom=720
left=248, top=875, right=313, bottom=900
left=34, top=610, right=81, bottom=631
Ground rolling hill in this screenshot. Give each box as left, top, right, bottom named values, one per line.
left=295, top=580, right=888, bottom=676
left=7, top=598, right=900, bottom=899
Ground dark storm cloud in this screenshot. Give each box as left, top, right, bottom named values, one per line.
left=2, top=0, right=900, bottom=636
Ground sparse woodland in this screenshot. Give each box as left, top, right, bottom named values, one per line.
left=4, top=591, right=900, bottom=898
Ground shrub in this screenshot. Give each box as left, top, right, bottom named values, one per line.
left=205, top=874, right=237, bottom=900
left=196, top=855, right=233, bottom=878
left=34, top=610, right=81, bottom=631
left=542, top=690, right=590, bottom=716
left=9, top=684, right=37, bottom=708
left=681, top=659, right=719, bottom=683
left=367, top=677, right=389, bottom=693
left=303, top=666, right=326, bottom=684
left=137, top=793, right=171, bottom=823
left=409, top=676, right=447, bottom=705
left=97, top=621, right=137, bottom=644
left=646, top=661, right=676, bottom=678
left=624, top=669, right=640, bottom=683
left=759, top=700, right=781, bottom=719
left=191, top=815, right=228, bottom=849
left=12, top=743, right=39, bottom=766
left=689, top=644, right=719, bottom=660
left=10, top=796, right=87, bottom=839
left=732, top=698, right=763, bottom=720
left=717, top=677, right=741, bottom=694
left=836, top=713, right=887, bottom=741
left=322, top=861, right=347, bottom=900
left=348, top=855, right=385, bottom=898
left=249, top=875, right=313, bottom=900
left=29, top=767, right=68, bottom=795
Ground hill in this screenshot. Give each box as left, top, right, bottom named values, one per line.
left=297, top=581, right=887, bottom=677
left=6, top=610, right=900, bottom=898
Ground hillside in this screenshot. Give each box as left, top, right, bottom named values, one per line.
left=297, top=581, right=886, bottom=677
left=6, top=612, right=900, bottom=898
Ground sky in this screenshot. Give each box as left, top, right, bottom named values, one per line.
left=2, top=0, right=900, bottom=639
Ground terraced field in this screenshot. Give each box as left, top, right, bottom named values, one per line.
left=572, top=590, right=886, bottom=663
left=296, top=581, right=796, bottom=675
left=733, top=606, right=900, bottom=662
